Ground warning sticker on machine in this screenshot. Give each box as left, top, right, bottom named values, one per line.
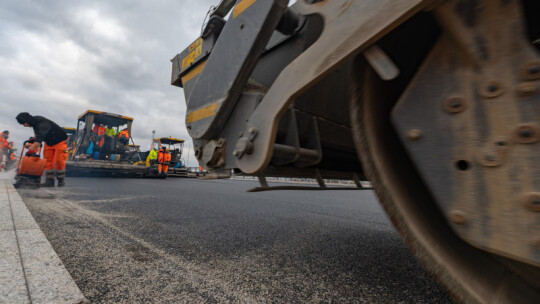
left=182, top=38, right=203, bottom=69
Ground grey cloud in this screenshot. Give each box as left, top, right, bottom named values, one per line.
left=0, top=0, right=218, bottom=166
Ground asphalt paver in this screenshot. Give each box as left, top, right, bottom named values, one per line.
left=18, top=178, right=453, bottom=303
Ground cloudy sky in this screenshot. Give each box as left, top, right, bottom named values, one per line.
left=0, top=0, right=216, bottom=166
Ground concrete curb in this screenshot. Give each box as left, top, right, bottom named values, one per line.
left=0, top=179, right=87, bottom=304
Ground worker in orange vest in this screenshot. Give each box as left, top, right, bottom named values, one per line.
left=16, top=113, right=68, bottom=187
left=0, top=131, right=9, bottom=171
left=92, top=124, right=105, bottom=148
left=157, top=147, right=165, bottom=174
left=117, top=128, right=129, bottom=150
left=163, top=148, right=171, bottom=175
left=97, top=124, right=106, bottom=148
left=4, top=141, right=17, bottom=171
left=0, top=131, right=8, bottom=146
left=118, top=128, right=129, bottom=139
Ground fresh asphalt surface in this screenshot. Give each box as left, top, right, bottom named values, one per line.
left=18, top=177, right=453, bottom=303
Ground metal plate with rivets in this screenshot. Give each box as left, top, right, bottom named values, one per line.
left=392, top=0, right=540, bottom=266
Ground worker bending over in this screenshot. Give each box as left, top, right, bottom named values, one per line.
left=16, top=113, right=68, bottom=187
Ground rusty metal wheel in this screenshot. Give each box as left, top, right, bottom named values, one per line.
left=350, top=42, right=540, bottom=304
left=349, top=1, right=540, bottom=301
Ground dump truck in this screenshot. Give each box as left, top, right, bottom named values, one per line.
left=66, top=110, right=146, bottom=176
left=170, top=0, right=540, bottom=302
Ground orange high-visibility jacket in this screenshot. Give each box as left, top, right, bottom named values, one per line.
left=118, top=129, right=129, bottom=138
left=93, top=125, right=106, bottom=135
left=0, top=135, right=7, bottom=150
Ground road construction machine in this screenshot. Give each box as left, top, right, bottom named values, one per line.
left=66, top=110, right=145, bottom=176
left=171, top=0, right=540, bottom=302
left=145, top=137, right=188, bottom=177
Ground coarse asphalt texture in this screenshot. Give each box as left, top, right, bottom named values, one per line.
left=18, top=177, right=453, bottom=303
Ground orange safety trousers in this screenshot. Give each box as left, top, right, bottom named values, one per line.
left=43, top=141, right=68, bottom=170
left=163, top=153, right=171, bottom=173
left=157, top=152, right=164, bottom=173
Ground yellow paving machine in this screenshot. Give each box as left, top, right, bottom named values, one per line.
left=145, top=137, right=188, bottom=177
left=66, top=110, right=146, bottom=176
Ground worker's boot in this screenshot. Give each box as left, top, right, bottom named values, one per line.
left=56, top=170, right=66, bottom=187
left=40, top=170, right=55, bottom=187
